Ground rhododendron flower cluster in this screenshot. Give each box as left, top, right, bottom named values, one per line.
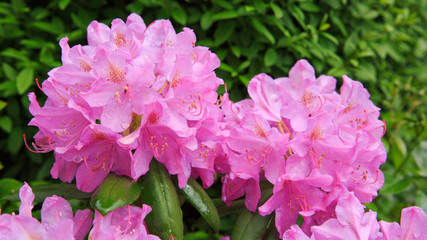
left=219, top=59, right=387, bottom=237
left=0, top=183, right=92, bottom=240
left=27, top=13, right=223, bottom=192
left=0, top=183, right=159, bottom=240
left=23, top=13, right=427, bottom=240
left=283, top=192, right=427, bottom=240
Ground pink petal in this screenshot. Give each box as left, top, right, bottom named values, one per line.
left=73, top=209, right=93, bottom=240
left=18, top=182, right=34, bottom=217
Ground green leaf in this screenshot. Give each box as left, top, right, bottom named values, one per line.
left=320, top=32, right=339, bottom=45
left=214, top=21, right=236, bottom=46
left=413, top=141, right=427, bottom=175
left=251, top=18, right=275, bottom=44
left=212, top=0, right=234, bottom=10
left=299, top=2, right=321, bottom=12
left=201, top=11, right=214, bottom=30
left=231, top=209, right=273, bottom=240
left=179, top=177, right=220, bottom=232
left=0, top=116, right=12, bottom=133
left=7, top=126, right=22, bottom=154
left=2, top=63, right=16, bottom=81
left=0, top=178, right=22, bottom=200
left=415, top=190, right=427, bottom=213
left=230, top=45, right=241, bottom=58
left=212, top=10, right=238, bottom=21
left=270, top=3, right=283, bottom=18
left=171, top=5, right=187, bottom=25
left=2, top=183, right=91, bottom=202
left=16, top=68, right=34, bottom=95
left=253, top=0, right=266, bottom=14
left=141, top=161, right=184, bottom=240
left=58, top=0, right=71, bottom=10
left=289, top=5, right=306, bottom=28
left=0, top=100, right=7, bottom=111
left=380, top=177, right=411, bottom=194
left=91, top=174, right=141, bottom=216
left=354, top=63, right=377, bottom=83
left=264, top=48, right=277, bottom=67
left=237, top=60, right=251, bottom=72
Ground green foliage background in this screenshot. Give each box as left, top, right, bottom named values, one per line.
left=0, top=0, right=426, bottom=236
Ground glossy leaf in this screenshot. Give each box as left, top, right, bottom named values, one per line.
left=230, top=209, right=273, bottom=240
left=141, top=161, right=183, bottom=240
left=179, top=177, right=220, bottom=232
left=91, top=174, right=141, bottom=216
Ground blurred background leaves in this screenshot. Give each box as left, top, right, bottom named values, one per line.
left=0, top=0, right=426, bottom=236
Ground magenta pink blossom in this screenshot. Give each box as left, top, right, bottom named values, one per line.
left=28, top=13, right=223, bottom=192
left=380, top=206, right=427, bottom=240
left=218, top=59, right=387, bottom=235
left=89, top=205, right=160, bottom=240
left=0, top=183, right=92, bottom=240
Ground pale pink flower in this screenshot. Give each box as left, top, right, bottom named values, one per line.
left=0, top=183, right=92, bottom=240
left=380, top=206, right=427, bottom=240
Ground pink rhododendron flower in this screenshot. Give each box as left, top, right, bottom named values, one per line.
left=89, top=205, right=160, bottom=240
left=311, top=192, right=382, bottom=240
left=28, top=13, right=223, bottom=191
left=380, top=206, right=427, bottom=240
left=0, top=183, right=92, bottom=240
left=218, top=59, right=387, bottom=235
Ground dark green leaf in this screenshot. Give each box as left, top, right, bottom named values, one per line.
left=58, top=0, right=71, bottom=10
left=214, top=21, right=236, bottom=46
left=201, top=11, right=214, bottom=30
left=212, top=0, right=234, bottom=10
left=253, top=0, right=266, bottom=14
left=289, top=5, right=306, bottom=28
left=231, top=209, right=273, bottom=240
left=0, top=178, right=22, bottom=200
left=7, top=126, right=22, bottom=154
left=141, top=161, right=184, bottom=240
left=179, top=177, right=220, bottom=232
left=380, top=178, right=411, bottom=194
left=91, top=174, right=141, bottom=216
left=2, top=183, right=91, bottom=202
left=251, top=18, right=275, bottom=44
left=16, top=68, right=34, bottom=95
